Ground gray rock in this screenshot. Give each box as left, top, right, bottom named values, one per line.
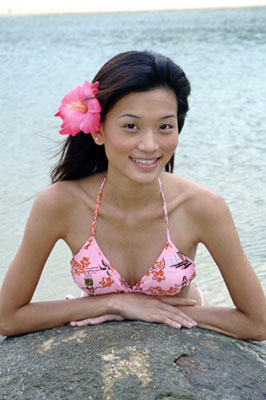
left=0, top=322, right=265, bottom=400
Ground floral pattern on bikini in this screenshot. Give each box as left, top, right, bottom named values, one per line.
left=150, top=259, right=166, bottom=282
left=99, top=276, right=115, bottom=288
left=147, top=286, right=180, bottom=296
left=70, top=176, right=197, bottom=296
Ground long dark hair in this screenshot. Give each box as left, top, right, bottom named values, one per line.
left=51, top=51, right=191, bottom=182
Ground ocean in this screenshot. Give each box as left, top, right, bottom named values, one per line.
left=0, top=7, right=265, bottom=305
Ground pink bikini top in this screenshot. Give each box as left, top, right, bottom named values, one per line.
left=71, top=176, right=196, bottom=296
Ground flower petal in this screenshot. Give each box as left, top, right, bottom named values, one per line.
left=55, top=81, right=101, bottom=136
left=80, top=111, right=101, bottom=134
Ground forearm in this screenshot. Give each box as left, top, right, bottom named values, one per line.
left=0, top=294, right=115, bottom=337
left=178, top=305, right=266, bottom=341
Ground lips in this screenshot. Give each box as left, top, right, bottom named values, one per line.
left=130, top=157, right=161, bottom=165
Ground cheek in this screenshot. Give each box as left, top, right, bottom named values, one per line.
left=103, top=134, right=134, bottom=160
left=103, top=129, right=135, bottom=154
left=160, top=134, right=178, bottom=152
left=105, top=136, right=132, bottom=153
left=102, top=121, right=130, bottom=152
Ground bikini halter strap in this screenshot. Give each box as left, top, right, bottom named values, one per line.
left=158, top=177, right=171, bottom=242
left=90, top=175, right=107, bottom=236
left=91, top=176, right=170, bottom=241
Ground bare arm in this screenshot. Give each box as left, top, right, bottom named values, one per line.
left=0, top=184, right=197, bottom=337
left=68, top=190, right=266, bottom=340
left=0, top=185, right=116, bottom=336
left=160, top=193, right=266, bottom=341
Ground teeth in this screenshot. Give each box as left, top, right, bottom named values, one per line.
left=132, top=158, right=158, bottom=165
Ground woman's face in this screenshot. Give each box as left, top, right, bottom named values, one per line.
left=98, top=87, right=179, bottom=184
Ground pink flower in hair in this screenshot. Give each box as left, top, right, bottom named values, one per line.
left=55, top=81, right=101, bottom=136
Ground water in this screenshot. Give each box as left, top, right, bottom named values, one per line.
left=0, top=7, right=266, bottom=305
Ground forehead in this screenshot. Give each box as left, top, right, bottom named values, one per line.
left=110, top=88, right=178, bottom=115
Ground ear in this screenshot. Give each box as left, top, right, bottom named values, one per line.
left=91, top=124, right=104, bottom=145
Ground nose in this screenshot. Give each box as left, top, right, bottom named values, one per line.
left=137, top=130, right=159, bottom=153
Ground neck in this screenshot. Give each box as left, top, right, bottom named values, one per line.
left=103, top=169, right=163, bottom=211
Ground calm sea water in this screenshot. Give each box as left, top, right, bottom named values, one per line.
left=0, top=7, right=266, bottom=305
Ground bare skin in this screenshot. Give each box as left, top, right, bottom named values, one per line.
left=0, top=88, right=266, bottom=339
left=1, top=170, right=265, bottom=339
left=70, top=282, right=206, bottom=327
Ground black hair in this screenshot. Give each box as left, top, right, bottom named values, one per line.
left=51, top=50, right=191, bottom=182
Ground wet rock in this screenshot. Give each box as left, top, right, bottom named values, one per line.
left=0, top=322, right=265, bottom=400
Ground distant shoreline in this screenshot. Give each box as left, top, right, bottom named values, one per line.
left=1, top=1, right=266, bottom=16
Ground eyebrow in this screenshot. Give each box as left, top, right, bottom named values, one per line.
left=118, top=113, right=177, bottom=120
left=118, top=113, right=140, bottom=119
left=160, top=114, right=177, bottom=120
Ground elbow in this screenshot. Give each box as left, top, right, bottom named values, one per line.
left=250, top=331, right=266, bottom=342
left=247, top=317, right=266, bottom=342
left=0, top=327, right=12, bottom=337
left=0, top=314, right=18, bottom=337
left=0, top=324, right=21, bottom=338
left=0, top=322, right=10, bottom=337
left=252, top=326, right=266, bottom=342
left=0, top=320, right=14, bottom=337
left=0, top=313, right=7, bottom=336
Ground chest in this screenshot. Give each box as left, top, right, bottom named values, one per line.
left=93, top=206, right=196, bottom=286
left=95, top=212, right=167, bottom=285
left=68, top=188, right=197, bottom=287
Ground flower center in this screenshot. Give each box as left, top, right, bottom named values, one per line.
left=66, top=100, right=87, bottom=113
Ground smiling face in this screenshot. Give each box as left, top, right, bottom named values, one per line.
left=96, top=87, right=179, bottom=184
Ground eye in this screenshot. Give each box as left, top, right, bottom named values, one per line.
left=124, top=123, right=138, bottom=131
left=160, top=124, right=173, bottom=130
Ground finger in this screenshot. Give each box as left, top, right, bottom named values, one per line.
left=156, top=298, right=198, bottom=326
left=150, top=311, right=196, bottom=329
left=156, top=301, right=197, bottom=326
left=173, top=314, right=197, bottom=328
left=162, top=311, right=197, bottom=329
left=71, top=317, right=104, bottom=326
left=149, top=301, right=197, bottom=328
left=87, top=314, right=124, bottom=325
left=70, top=314, right=124, bottom=327
left=149, top=315, right=182, bottom=330
left=70, top=320, right=90, bottom=327
left=70, top=317, right=102, bottom=327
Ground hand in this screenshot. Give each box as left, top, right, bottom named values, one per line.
left=70, top=293, right=197, bottom=329
left=116, top=293, right=197, bottom=330
left=70, top=314, right=124, bottom=327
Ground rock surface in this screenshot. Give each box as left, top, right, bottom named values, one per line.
left=0, top=322, right=266, bottom=400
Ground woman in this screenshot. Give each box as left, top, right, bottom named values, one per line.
left=0, top=51, right=265, bottom=339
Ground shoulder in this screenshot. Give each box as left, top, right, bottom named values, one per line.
left=31, top=179, right=84, bottom=232
left=161, top=173, right=235, bottom=246
left=25, top=182, right=76, bottom=240
left=34, top=180, right=76, bottom=214
left=36, top=172, right=105, bottom=210
left=161, top=172, right=230, bottom=222
left=27, top=176, right=97, bottom=241
left=33, top=173, right=106, bottom=225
